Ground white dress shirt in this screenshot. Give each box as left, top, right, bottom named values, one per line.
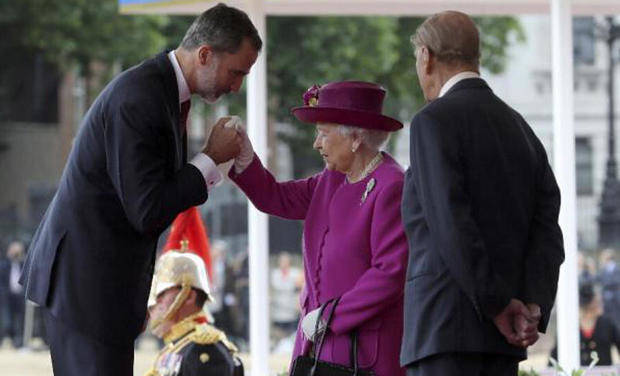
left=168, top=50, right=222, bottom=190
left=438, top=71, right=481, bottom=98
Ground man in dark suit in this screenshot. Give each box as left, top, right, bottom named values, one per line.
left=19, top=4, right=261, bottom=375
left=400, top=11, right=565, bottom=375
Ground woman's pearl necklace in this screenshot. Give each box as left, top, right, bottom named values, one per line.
left=347, top=152, right=383, bottom=183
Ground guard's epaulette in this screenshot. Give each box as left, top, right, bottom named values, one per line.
left=189, top=324, right=225, bottom=346
left=190, top=324, right=239, bottom=354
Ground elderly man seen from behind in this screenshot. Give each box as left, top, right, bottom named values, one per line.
left=400, top=11, right=565, bottom=376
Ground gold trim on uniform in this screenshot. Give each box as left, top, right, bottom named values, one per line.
left=144, top=312, right=239, bottom=376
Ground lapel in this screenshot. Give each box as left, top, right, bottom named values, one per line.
left=154, top=50, right=184, bottom=170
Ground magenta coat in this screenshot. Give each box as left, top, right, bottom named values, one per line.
left=230, top=152, right=408, bottom=376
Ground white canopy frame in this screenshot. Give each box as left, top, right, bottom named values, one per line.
left=121, top=1, right=620, bottom=373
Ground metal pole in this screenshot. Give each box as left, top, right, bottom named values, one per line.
left=551, top=0, right=580, bottom=370
left=246, top=0, right=270, bottom=374
left=598, top=17, right=620, bottom=248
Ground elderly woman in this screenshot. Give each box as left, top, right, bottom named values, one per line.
left=229, top=81, right=408, bottom=376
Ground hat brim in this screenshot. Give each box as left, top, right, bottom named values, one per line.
left=291, top=106, right=403, bottom=131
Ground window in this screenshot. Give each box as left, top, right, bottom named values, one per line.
left=574, top=17, right=595, bottom=65
left=576, top=137, right=593, bottom=196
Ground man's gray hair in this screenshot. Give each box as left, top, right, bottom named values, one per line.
left=411, top=11, right=480, bottom=67
left=180, top=3, right=263, bottom=53
left=337, top=125, right=390, bottom=151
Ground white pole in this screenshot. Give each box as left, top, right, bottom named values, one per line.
left=551, top=0, right=580, bottom=370
left=246, top=0, right=270, bottom=375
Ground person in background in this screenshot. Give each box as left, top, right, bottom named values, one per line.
left=578, top=252, right=597, bottom=285
left=598, top=248, right=620, bottom=330
left=271, top=252, right=303, bottom=339
left=2, top=241, right=25, bottom=348
left=550, top=282, right=620, bottom=366
left=209, top=240, right=229, bottom=326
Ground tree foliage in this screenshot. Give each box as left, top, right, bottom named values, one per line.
left=0, top=1, right=523, bottom=175
left=266, top=16, right=524, bottom=176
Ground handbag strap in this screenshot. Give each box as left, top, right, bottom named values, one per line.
left=310, top=297, right=341, bottom=376
left=350, top=331, right=359, bottom=376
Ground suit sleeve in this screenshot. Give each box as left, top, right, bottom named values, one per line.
left=229, top=155, right=319, bottom=220
left=104, top=100, right=208, bottom=236
left=410, top=111, right=511, bottom=320
left=522, top=144, right=564, bottom=332
left=328, top=181, right=409, bottom=334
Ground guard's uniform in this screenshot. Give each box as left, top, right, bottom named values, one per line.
left=145, top=312, right=243, bottom=376
left=146, top=209, right=244, bottom=376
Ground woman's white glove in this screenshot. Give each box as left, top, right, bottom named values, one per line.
left=224, top=116, right=254, bottom=174
left=301, top=307, right=327, bottom=342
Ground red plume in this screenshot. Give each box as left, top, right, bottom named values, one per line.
left=162, top=206, right=213, bottom=281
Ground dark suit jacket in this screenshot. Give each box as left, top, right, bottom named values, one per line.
left=20, top=52, right=208, bottom=345
left=400, top=78, right=565, bottom=365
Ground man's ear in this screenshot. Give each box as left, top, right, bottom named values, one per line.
left=198, top=45, right=214, bottom=66
left=422, top=46, right=433, bottom=75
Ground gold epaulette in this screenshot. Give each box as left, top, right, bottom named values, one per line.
left=189, top=324, right=225, bottom=346
left=189, top=324, right=239, bottom=354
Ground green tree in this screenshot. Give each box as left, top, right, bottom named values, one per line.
left=266, top=16, right=524, bottom=176
left=0, top=0, right=187, bottom=103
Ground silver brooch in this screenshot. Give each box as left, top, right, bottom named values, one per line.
left=361, top=178, right=376, bottom=204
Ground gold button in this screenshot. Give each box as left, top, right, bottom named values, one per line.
left=200, top=353, right=210, bottom=363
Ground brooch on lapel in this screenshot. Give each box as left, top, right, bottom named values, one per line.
left=361, top=178, right=376, bottom=204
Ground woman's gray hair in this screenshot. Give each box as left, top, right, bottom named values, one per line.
left=337, top=125, right=390, bottom=151
left=180, top=3, right=262, bottom=53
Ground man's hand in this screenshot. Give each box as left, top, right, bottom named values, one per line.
left=203, top=117, right=241, bottom=164
left=514, top=303, right=541, bottom=347
left=493, top=298, right=532, bottom=347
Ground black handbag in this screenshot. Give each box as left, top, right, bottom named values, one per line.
left=290, top=298, right=376, bottom=376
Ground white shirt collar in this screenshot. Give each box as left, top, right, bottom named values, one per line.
left=167, top=50, right=191, bottom=105
left=438, top=71, right=480, bottom=98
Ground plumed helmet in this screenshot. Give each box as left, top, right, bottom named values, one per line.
left=148, top=240, right=213, bottom=309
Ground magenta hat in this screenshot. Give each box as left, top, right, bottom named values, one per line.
left=291, top=81, right=403, bottom=132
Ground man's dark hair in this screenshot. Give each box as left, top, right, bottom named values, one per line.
left=180, top=3, right=262, bottom=53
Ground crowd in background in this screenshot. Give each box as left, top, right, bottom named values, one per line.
left=1, top=235, right=617, bottom=365
left=550, top=249, right=620, bottom=366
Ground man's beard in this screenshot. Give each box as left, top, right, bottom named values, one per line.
left=197, top=63, right=222, bottom=103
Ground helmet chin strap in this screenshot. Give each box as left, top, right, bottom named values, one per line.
left=149, top=282, right=192, bottom=334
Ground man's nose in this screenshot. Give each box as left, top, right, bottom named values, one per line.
left=231, top=77, right=243, bottom=93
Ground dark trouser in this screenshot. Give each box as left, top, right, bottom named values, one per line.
left=406, top=353, right=519, bottom=376
left=8, top=293, right=25, bottom=347
left=44, top=310, right=134, bottom=376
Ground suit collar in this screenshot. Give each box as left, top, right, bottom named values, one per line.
left=154, top=50, right=181, bottom=116
left=443, top=77, right=490, bottom=97
left=439, top=71, right=480, bottom=97
left=153, top=50, right=186, bottom=169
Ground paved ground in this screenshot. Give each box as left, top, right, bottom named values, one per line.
left=0, top=332, right=616, bottom=375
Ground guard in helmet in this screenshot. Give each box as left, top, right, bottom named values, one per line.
left=145, top=207, right=243, bottom=376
